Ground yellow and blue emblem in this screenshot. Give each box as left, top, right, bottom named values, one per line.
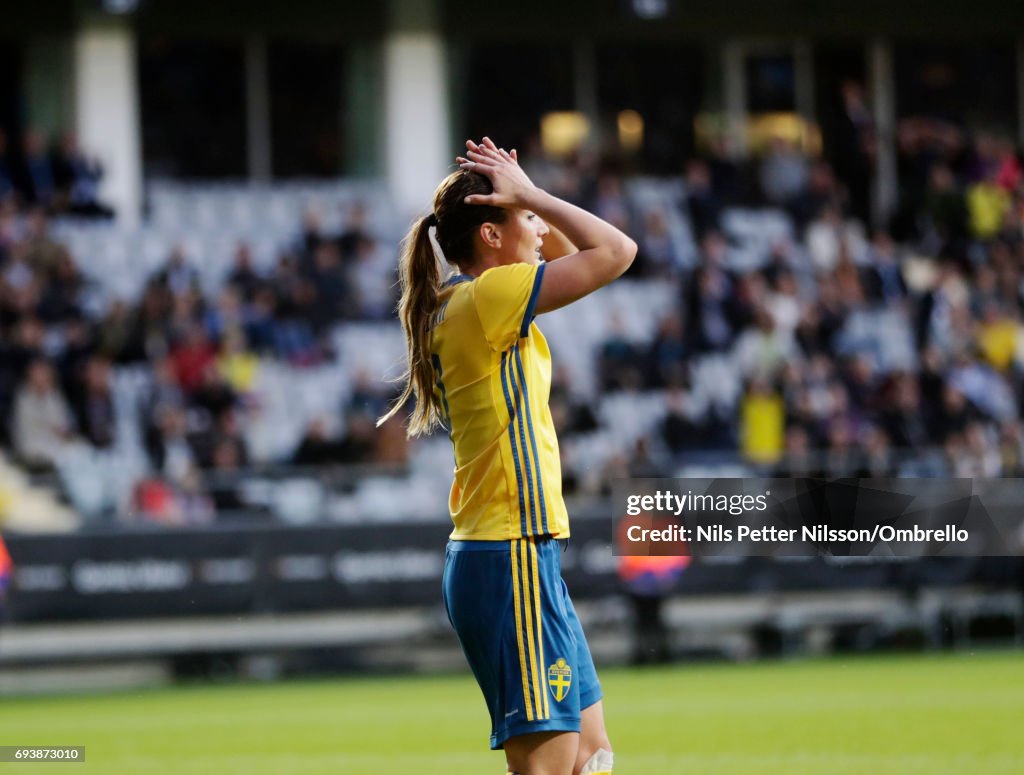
left=547, top=658, right=572, bottom=702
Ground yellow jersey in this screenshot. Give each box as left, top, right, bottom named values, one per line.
left=429, top=261, right=569, bottom=540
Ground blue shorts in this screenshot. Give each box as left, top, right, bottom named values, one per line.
left=442, top=536, right=602, bottom=750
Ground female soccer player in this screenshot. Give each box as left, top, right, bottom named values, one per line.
left=379, top=137, right=635, bottom=775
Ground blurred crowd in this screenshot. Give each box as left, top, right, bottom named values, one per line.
left=0, top=161, right=402, bottom=524
left=3, top=99, right=1024, bottom=525
left=0, top=126, right=112, bottom=218
left=535, top=101, right=1024, bottom=488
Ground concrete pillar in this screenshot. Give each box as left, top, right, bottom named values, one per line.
left=868, top=38, right=898, bottom=229
left=345, top=41, right=383, bottom=178
left=23, top=36, right=74, bottom=141
left=73, top=20, right=142, bottom=225
left=383, top=0, right=450, bottom=215
left=794, top=39, right=815, bottom=132
left=722, top=40, right=748, bottom=159
left=244, top=35, right=272, bottom=182
left=573, top=38, right=599, bottom=149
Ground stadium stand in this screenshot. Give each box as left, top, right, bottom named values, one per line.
left=0, top=115, right=1023, bottom=532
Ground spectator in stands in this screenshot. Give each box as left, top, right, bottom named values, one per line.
left=21, top=209, right=64, bottom=277
left=975, top=301, right=1017, bottom=373
left=296, top=209, right=324, bottom=261
left=16, top=129, right=56, bottom=208
left=857, top=425, right=894, bottom=477
left=880, top=372, right=931, bottom=449
left=684, top=233, right=738, bottom=352
left=35, top=248, right=81, bottom=324
left=51, top=132, right=112, bottom=218
left=644, top=313, right=688, bottom=389
left=774, top=424, right=818, bottom=477
left=132, top=475, right=181, bottom=524
left=682, top=158, right=721, bottom=239
left=922, top=163, right=969, bottom=258
left=823, top=416, right=860, bottom=477
left=706, top=134, right=742, bottom=204
left=636, top=209, right=683, bottom=278
left=57, top=316, right=96, bottom=401
left=739, top=376, right=785, bottom=466
left=840, top=353, right=880, bottom=416
left=933, top=383, right=973, bottom=443
left=243, top=287, right=279, bottom=353
left=592, top=172, right=632, bottom=233
left=308, top=241, right=349, bottom=329
left=805, top=203, right=866, bottom=273
left=790, top=159, right=843, bottom=230
left=348, top=371, right=392, bottom=420
left=862, top=232, right=907, bottom=305
left=0, top=318, right=45, bottom=444
left=598, top=313, right=644, bottom=391
left=216, top=329, right=259, bottom=399
left=759, top=136, right=808, bottom=208
left=958, top=421, right=1002, bottom=476
left=548, top=366, right=598, bottom=436
left=189, top=365, right=235, bottom=425
left=203, top=286, right=246, bottom=344
left=145, top=405, right=196, bottom=484
left=765, top=269, right=802, bottom=338
left=627, top=437, right=666, bottom=478
left=336, top=201, right=372, bottom=260
left=207, top=436, right=247, bottom=512
left=334, top=409, right=376, bottom=464
left=733, top=306, right=795, bottom=379
left=11, top=358, right=74, bottom=471
left=170, top=322, right=216, bottom=395
left=178, top=466, right=217, bottom=524
left=142, top=356, right=185, bottom=423
left=72, top=356, right=116, bottom=449
left=660, top=388, right=705, bottom=456
left=224, top=242, right=263, bottom=302
left=292, top=416, right=346, bottom=465
left=154, top=245, right=201, bottom=300
left=998, top=420, right=1024, bottom=476
left=350, top=235, right=395, bottom=320
left=834, top=80, right=875, bottom=224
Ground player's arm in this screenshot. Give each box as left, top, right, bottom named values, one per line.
left=460, top=138, right=636, bottom=314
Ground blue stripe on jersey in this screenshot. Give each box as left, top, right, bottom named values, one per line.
left=500, top=350, right=529, bottom=535
left=507, top=344, right=538, bottom=535
left=430, top=354, right=453, bottom=431
left=444, top=274, right=473, bottom=287
left=519, top=262, right=547, bottom=338
left=513, top=344, right=549, bottom=535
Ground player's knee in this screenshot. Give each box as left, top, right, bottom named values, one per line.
left=574, top=743, right=614, bottom=775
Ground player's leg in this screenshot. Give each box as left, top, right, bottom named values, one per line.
left=574, top=700, right=613, bottom=774
left=559, top=575, right=613, bottom=774
left=504, top=729, right=579, bottom=775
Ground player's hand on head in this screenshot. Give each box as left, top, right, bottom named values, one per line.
left=456, top=136, right=537, bottom=208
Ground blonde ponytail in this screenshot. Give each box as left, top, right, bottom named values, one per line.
left=378, top=170, right=507, bottom=437
left=377, top=214, right=446, bottom=436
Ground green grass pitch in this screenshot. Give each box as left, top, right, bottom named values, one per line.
left=1, top=651, right=1021, bottom=773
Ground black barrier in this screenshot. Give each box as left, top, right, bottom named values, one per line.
left=2, top=519, right=1020, bottom=622
left=2, top=519, right=621, bottom=622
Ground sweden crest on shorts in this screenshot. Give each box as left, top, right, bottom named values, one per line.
left=547, top=657, right=572, bottom=702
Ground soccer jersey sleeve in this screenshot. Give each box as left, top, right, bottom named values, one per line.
left=472, top=262, right=546, bottom=350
